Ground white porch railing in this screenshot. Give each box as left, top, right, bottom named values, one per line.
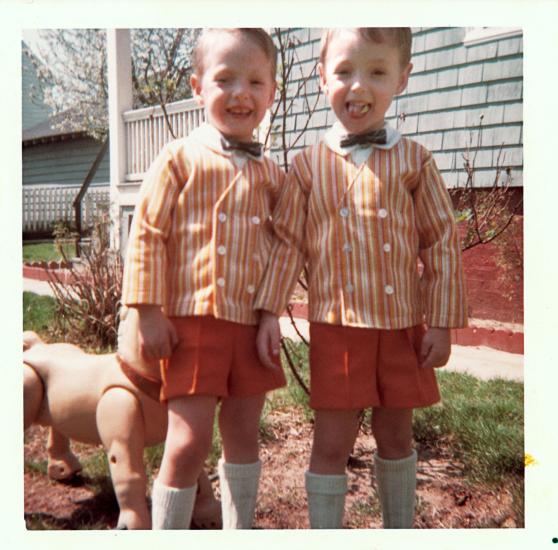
left=22, top=184, right=110, bottom=234
left=123, top=98, right=205, bottom=181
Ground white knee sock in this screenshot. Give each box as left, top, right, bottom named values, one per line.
left=218, top=458, right=262, bottom=529
left=305, top=471, right=348, bottom=529
left=151, top=479, right=197, bottom=530
left=374, top=450, right=417, bottom=529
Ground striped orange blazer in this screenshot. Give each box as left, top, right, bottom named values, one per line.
left=255, top=131, right=468, bottom=329
left=122, top=124, right=284, bottom=325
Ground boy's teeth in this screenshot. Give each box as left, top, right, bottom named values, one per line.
left=360, top=104, right=370, bottom=113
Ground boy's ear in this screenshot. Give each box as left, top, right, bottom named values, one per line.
left=318, top=63, right=328, bottom=93
left=190, top=73, right=204, bottom=105
left=396, top=62, right=413, bottom=95
left=266, top=81, right=277, bottom=109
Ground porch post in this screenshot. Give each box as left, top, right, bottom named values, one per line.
left=106, top=29, right=133, bottom=255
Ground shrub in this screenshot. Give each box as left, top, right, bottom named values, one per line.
left=47, top=211, right=122, bottom=351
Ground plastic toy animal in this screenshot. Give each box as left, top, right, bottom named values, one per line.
left=23, top=330, right=221, bottom=530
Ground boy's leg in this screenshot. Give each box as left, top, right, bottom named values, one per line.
left=218, top=393, right=266, bottom=529
left=306, top=409, right=360, bottom=528
left=371, top=406, right=416, bottom=529
left=152, top=395, right=217, bottom=530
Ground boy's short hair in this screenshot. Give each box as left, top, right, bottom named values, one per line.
left=193, top=28, right=277, bottom=79
left=320, top=28, right=413, bottom=67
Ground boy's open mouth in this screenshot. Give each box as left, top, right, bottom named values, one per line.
left=346, top=102, right=371, bottom=116
left=227, top=107, right=252, bottom=117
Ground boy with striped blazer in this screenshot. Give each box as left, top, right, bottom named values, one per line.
left=121, top=29, right=286, bottom=529
left=256, top=28, right=467, bottom=529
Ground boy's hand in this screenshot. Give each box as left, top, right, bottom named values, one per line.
left=419, top=327, right=451, bottom=369
left=132, top=305, right=179, bottom=361
left=256, top=310, right=281, bottom=369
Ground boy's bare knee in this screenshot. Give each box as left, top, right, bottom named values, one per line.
left=310, top=441, right=352, bottom=473
left=371, top=407, right=413, bottom=458
left=166, top=434, right=212, bottom=470
left=373, top=428, right=413, bottom=459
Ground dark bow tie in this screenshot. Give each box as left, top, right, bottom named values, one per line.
left=339, top=129, right=387, bottom=148
left=221, top=137, right=263, bottom=158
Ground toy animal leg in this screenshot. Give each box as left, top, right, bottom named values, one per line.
left=24, top=364, right=43, bottom=430
left=46, top=427, right=83, bottom=481
left=96, top=387, right=150, bottom=530
left=191, top=469, right=222, bottom=529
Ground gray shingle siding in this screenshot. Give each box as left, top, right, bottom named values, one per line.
left=269, top=27, right=522, bottom=188
left=497, top=36, right=522, bottom=56
left=458, top=64, right=484, bottom=87
left=486, top=81, right=523, bottom=102
left=23, top=137, right=110, bottom=186
left=503, top=103, right=522, bottom=123
left=465, top=42, right=499, bottom=62
left=423, top=27, right=465, bottom=51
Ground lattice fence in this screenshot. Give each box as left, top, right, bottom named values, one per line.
left=22, top=184, right=110, bottom=234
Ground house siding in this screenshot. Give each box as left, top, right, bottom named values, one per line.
left=22, top=137, right=110, bottom=187
left=269, top=27, right=523, bottom=189
left=400, top=27, right=523, bottom=188
left=268, top=28, right=324, bottom=168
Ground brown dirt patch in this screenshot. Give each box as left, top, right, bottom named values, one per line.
left=255, top=408, right=521, bottom=529
left=24, top=410, right=522, bottom=530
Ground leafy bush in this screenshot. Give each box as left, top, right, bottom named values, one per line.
left=47, top=211, right=122, bottom=351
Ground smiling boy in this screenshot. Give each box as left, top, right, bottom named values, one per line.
left=121, top=28, right=286, bottom=529
left=256, top=28, right=467, bottom=529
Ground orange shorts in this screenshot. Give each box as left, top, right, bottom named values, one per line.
left=160, top=316, right=286, bottom=401
left=309, top=323, right=440, bottom=410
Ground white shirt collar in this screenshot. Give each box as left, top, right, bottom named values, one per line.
left=189, top=123, right=264, bottom=163
left=323, top=121, right=401, bottom=157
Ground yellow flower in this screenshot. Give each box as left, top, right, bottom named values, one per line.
left=524, top=453, right=537, bottom=467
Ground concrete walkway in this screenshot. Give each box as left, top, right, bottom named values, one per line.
left=23, top=278, right=54, bottom=296
left=24, top=278, right=523, bottom=383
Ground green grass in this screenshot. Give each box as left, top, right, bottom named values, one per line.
left=264, top=339, right=312, bottom=420
left=24, top=458, right=48, bottom=476
left=23, top=242, right=75, bottom=263
left=413, top=370, right=524, bottom=483
left=348, top=494, right=381, bottom=521
left=81, top=451, right=110, bottom=479
left=23, top=292, right=57, bottom=335
left=144, top=444, right=165, bottom=480
left=207, top=415, right=223, bottom=468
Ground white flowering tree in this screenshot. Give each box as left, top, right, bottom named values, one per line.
left=24, top=28, right=200, bottom=140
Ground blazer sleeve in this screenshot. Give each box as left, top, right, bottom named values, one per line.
left=121, top=141, right=188, bottom=306
left=254, top=151, right=311, bottom=316
left=415, top=149, right=468, bottom=328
